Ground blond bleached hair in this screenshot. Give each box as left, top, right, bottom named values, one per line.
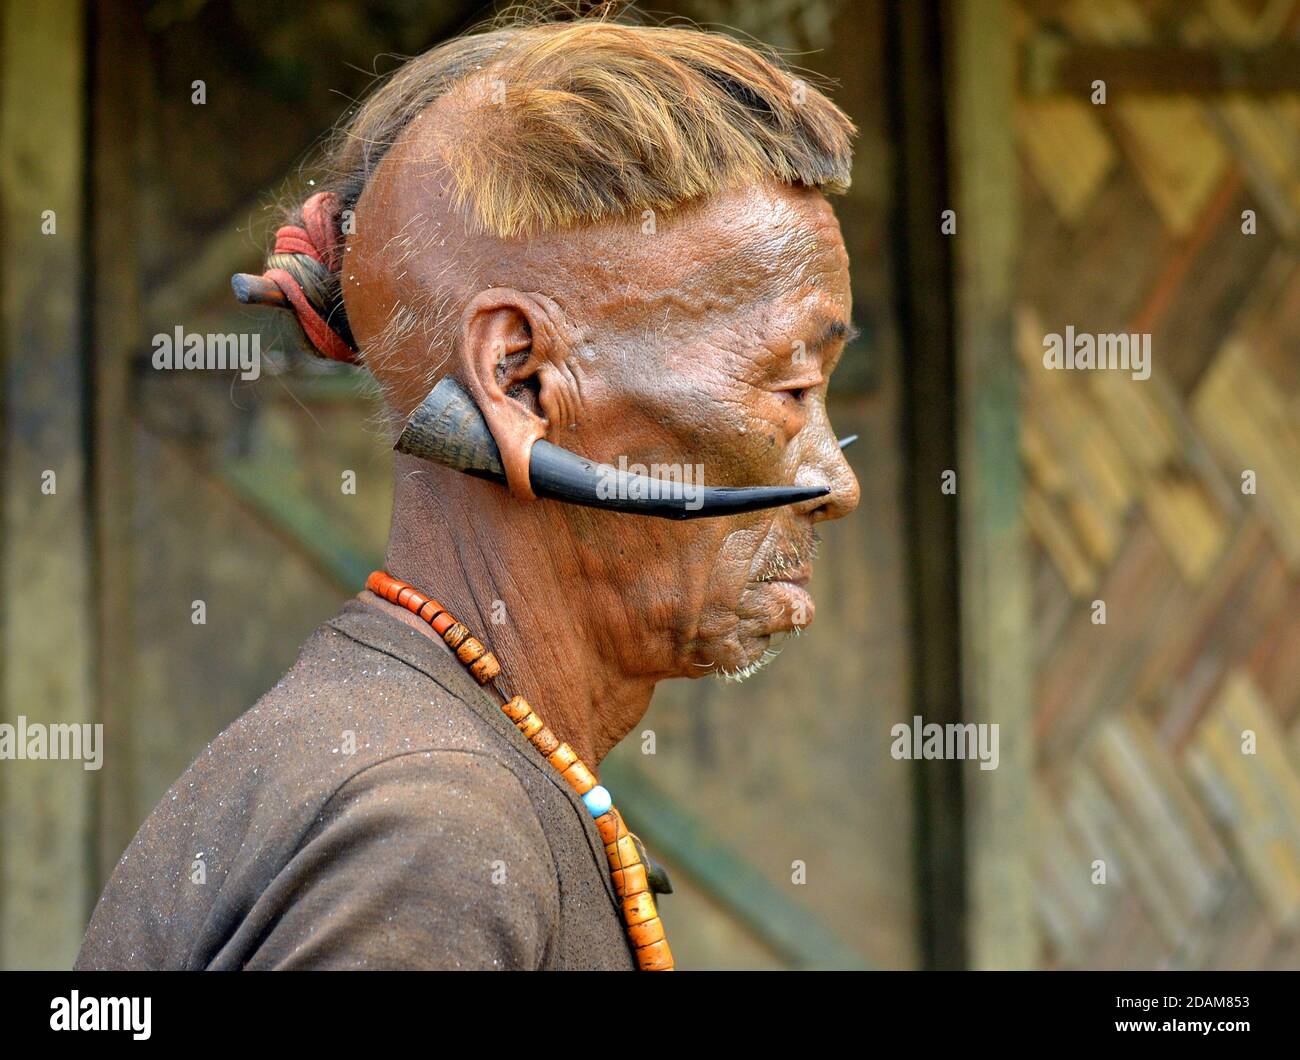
left=272, top=8, right=856, bottom=366
left=330, top=13, right=855, bottom=238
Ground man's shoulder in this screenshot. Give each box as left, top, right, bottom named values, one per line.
left=77, top=598, right=571, bottom=969
left=234, top=747, right=563, bottom=969
left=181, top=596, right=548, bottom=862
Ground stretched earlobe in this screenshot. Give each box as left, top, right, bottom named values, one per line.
left=457, top=316, right=542, bottom=501
left=454, top=290, right=577, bottom=503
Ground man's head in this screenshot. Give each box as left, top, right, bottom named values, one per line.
left=279, top=16, right=861, bottom=682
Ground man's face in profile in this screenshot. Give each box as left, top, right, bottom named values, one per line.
left=564, top=180, right=860, bottom=681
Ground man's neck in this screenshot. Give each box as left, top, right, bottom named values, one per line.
left=371, top=492, right=656, bottom=768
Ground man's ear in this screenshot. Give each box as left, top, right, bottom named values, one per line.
left=454, top=288, right=579, bottom=502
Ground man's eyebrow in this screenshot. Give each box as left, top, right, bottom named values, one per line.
left=808, top=318, right=860, bottom=354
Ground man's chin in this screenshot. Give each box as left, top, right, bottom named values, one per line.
left=698, top=622, right=809, bottom=684
left=684, top=583, right=818, bottom=682
left=709, top=637, right=784, bottom=684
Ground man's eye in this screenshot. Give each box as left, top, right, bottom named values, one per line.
left=784, top=387, right=808, bottom=404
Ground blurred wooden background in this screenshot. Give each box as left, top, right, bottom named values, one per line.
left=1, top=0, right=1296, bottom=971
left=1016, top=0, right=1300, bottom=969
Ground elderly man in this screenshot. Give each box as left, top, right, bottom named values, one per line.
left=76, top=15, right=859, bottom=971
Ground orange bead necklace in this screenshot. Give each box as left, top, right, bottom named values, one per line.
left=366, top=570, right=674, bottom=971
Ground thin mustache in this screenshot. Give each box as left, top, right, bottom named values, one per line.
left=757, top=529, right=821, bottom=582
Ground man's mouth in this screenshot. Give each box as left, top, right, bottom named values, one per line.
left=751, top=530, right=821, bottom=629
left=758, top=562, right=815, bottom=628
left=762, top=561, right=811, bottom=585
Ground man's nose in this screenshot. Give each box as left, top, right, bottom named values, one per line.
left=795, top=430, right=861, bottom=523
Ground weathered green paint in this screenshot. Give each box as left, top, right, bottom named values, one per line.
left=950, top=0, right=1035, bottom=970
left=0, top=0, right=93, bottom=969
left=602, top=760, right=872, bottom=970
left=217, top=456, right=377, bottom=592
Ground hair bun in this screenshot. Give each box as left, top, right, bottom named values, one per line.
left=232, top=191, right=359, bottom=364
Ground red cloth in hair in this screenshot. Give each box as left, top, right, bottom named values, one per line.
left=264, top=191, right=356, bottom=364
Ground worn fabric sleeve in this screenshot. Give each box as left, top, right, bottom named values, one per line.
left=240, top=750, right=561, bottom=970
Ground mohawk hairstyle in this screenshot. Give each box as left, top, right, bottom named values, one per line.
left=265, top=8, right=856, bottom=361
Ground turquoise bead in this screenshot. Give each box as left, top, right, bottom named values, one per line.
left=583, top=784, right=612, bottom=818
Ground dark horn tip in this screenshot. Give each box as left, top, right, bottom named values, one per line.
left=838, top=434, right=859, bottom=450
left=232, top=272, right=289, bottom=308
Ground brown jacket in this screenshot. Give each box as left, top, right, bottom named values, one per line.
left=75, top=599, right=636, bottom=970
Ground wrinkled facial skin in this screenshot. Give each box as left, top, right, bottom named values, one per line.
left=347, top=152, right=860, bottom=681
left=566, top=184, right=861, bottom=677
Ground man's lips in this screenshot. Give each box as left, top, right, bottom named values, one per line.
left=759, top=562, right=812, bottom=586
left=757, top=563, right=815, bottom=628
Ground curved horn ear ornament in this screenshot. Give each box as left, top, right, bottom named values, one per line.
left=394, top=377, right=831, bottom=520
